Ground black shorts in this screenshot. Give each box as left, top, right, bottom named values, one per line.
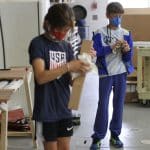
left=42, top=118, right=73, bottom=142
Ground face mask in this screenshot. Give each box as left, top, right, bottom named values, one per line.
left=51, top=31, right=67, bottom=41
left=110, top=16, right=121, bottom=27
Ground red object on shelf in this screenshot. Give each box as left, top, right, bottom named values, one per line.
left=0, top=108, right=24, bottom=122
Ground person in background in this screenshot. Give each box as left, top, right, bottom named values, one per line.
left=73, top=5, right=87, bottom=40
left=90, top=2, right=134, bottom=150
left=28, top=3, right=92, bottom=150
left=75, top=19, right=86, bottom=40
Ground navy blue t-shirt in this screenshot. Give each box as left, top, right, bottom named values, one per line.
left=28, top=35, right=74, bottom=122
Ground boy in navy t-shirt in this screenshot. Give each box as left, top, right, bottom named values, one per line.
left=29, top=3, right=91, bottom=150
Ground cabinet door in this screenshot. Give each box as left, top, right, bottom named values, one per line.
left=0, top=1, right=39, bottom=68
left=0, top=17, right=4, bottom=69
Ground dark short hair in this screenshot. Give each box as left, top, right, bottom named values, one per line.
left=106, top=2, right=124, bottom=15
left=44, top=3, right=75, bottom=30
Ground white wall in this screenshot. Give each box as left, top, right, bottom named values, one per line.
left=0, top=1, right=39, bottom=114
left=0, top=0, right=50, bottom=33
left=0, top=0, right=108, bottom=37
left=0, top=2, right=39, bottom=68
left=0, top=0, right=109, bottom=46
left=71, top=0, right=108, bottom=39
left=38, top=0, right=50, bottom=33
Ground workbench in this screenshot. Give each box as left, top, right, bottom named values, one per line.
left=137, top=47, right=150, bottom=104
left=0, top=67, right=36, bottom=150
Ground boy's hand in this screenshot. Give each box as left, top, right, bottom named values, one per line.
left=122, top=41, right=130, bottom=53
left=111, top=40, right=130, bottom=54
left=111, top=40, right=122, bottom=54
left=68, top=60, right=90, bottom=73
left=111, top=40, right=121, bottom=50
left=88, top=47, right=96, bottom=58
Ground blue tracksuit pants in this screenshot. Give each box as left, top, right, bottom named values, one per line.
left=92, top=73, right=127, bottom=140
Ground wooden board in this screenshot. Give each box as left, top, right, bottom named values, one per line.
left=0, top=70, right=25, bottom=80
left=68, top=40, right=93, bottom=110
left=68, top=76, right=85, bottom=110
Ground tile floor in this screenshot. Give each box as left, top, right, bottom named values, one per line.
left=8, top=73, right=150, bottom=150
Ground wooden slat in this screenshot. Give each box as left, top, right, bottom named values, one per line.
left=0, top=90, right=14, bottom=102
left=8, top=131, right=32, bottom=137
left=126, top=80, right=137, bottom=85
left=0, top=109, right=8, bottom=150
left=0, top=70, right=25, bottom=80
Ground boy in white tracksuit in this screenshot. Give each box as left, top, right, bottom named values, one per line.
left=90, top=2, right=134, bottom=150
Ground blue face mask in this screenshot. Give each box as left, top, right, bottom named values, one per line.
left=110, top=16, right=121, bottom=27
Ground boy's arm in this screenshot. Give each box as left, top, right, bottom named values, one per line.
left=122, top=31, right=133, bottom=61
left=92, top=33, right=112, bottom=57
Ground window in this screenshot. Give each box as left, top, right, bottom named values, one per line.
left=108, top=0, right=150, bottom=8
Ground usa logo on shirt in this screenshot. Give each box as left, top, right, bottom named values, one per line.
left=49, top=51, right=66, bottom=70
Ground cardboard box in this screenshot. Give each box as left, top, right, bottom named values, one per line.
left=68, top=40, right=93, bottom=110
left=122, top=8, right=150, bottom=41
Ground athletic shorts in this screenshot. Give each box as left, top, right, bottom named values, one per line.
left=37, top=118, right=73, bottom=142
